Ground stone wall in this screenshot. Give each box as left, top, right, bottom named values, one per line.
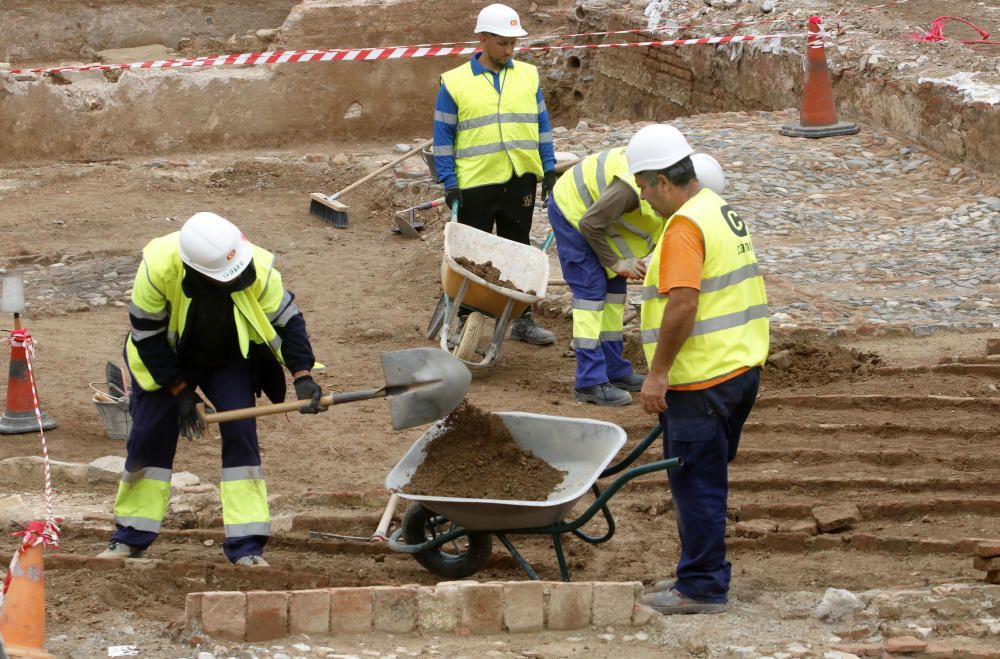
left=544, top=9, right=1000, bottom=172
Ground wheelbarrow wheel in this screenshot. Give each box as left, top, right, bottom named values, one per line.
left=401, top=503, right=492, bottom=579
left=455, top=311, right=487, bottom=362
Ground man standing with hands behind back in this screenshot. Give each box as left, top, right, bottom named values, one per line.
left=433, top=3, right=557, bottom=346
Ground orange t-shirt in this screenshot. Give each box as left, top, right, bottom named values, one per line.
left=656, top=215, right=749, bottom=391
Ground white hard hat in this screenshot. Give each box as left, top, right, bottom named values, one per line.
left=626, top=124, right=694, bottom=175
left=475, top=3, right=528, bottom=37
left=178, top=212, right=253, bottom=283
left=691, top=153, right=726, bottom=195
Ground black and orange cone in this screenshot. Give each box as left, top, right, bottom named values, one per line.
left=0, top=326, right=56, bottom=436
left=780, top=16, right=859, bottom=138
left=0, top=521, right=54, bottom=658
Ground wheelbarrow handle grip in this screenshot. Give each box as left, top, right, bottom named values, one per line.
left=198, top=386, right=388, bottom=424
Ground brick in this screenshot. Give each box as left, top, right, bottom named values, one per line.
left=986, top=338, right=1000, bottom=356
left=878, top=535, right=914, bottom=553
left=201, top=591, right=246, bottom=641
left=988, top=571, right=1000, bottom=584
left=734, top=519, right=777, bottom=538
left=848, top=533, right=878, bottom=551
left=330, top=587, right=373, bottom=634
left=503, top=581, right=544, bottom=633
left=547, top=582, right=592, bottom=631
left=373, top=586, right=417, bottom=634
left=810, top=535, right=845, bottom=550
left=812, top=504, right=861, bottom=532
left=764, top=532, right=809, bottom=552
left=974, top=556, right=1000, bottom=572
left=632, top=603, right=658, bottom=627
left=289, top=589, right=330, bottom=635
left=778, top=520, right=818, bottom=535
left=460, top=583, right=503, bottom=635
left=591, top=582, right=639, bottom=627
left=975, top=541, right=1000, bottom=558
left=245, top=591, right=288, bottom=642
left=185, top=592, right=203, bottom=629
left=830, top=643, right=883, bottom=656
left=417, top=584, right=461, bottom=633
left=885, top=635, right=928, bottom=653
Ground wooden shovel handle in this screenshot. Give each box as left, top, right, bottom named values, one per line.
left=330, top=138, right=433, bottom=200
left=198, top=386, right=386, bottom=424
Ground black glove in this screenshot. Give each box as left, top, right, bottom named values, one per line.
left=294, top=375, right=325, bottom=414
left=175, top=387, right=205, bottom=441
left=541, top=170, right=559, bottom=204
left=445, top=187, right=463, bottom=211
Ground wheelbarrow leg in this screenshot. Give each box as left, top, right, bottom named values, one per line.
left=438, top=279, right=470, bottom=352
left=478, top=297, right=516, bottom=368
left=496, top=533, right=541, bottom=581
left=552, top=533, right=572, bottom=582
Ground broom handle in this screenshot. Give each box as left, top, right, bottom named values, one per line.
left=329, top=138, right=433, bottom=201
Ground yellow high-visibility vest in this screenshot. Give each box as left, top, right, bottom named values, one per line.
left=640, top=189, right=769, bottom=386
left=552, top=148, right=664, bottom=272
left=440, top=61, right=544, bottom=188
left=124, top=233, right=293, bottom=392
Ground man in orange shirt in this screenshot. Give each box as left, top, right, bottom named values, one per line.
left=628, top=124, right=769, bottom=615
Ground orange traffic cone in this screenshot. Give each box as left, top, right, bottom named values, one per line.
left=780, top=16, right=859, bottom=138
left=0, top=522, right=53, bottom=658
left=0, top=328, right=56, bottom=435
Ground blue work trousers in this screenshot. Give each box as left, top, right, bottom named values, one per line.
left=548, top=202, right=633, bottom=388
left=659, top=367, right=760, bottom=603
left=112, top=357, right=268, bottom=562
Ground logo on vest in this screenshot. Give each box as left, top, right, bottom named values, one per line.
left=720, top=205, right=747, bottom=238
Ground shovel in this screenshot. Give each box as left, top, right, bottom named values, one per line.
left=198, top=347, right=471, bottom=431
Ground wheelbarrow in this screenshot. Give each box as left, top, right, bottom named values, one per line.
left=425, top=221, right=550, bottom=368
left=386, top=413, right=678, bottom=581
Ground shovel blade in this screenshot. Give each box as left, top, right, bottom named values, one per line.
left=381, top=348, right=470, bottom=430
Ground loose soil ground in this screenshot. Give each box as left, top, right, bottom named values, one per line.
left=404, top=401, right=567, bottom=501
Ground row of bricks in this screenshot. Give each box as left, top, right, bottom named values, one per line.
left=973, top=543, right=1000, bottom=584
left=186, top=581, right=654, bottom=643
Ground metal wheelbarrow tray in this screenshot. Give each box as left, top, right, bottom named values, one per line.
left=386, top=412, right=678, bottom=581
left=426, top=223, right=550, bottom=368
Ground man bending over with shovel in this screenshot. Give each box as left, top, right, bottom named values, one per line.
left=98, top=211, right=326, bottom=566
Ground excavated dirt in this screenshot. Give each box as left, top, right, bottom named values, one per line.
left=761, top=335, right=884, bottom=389
left=403, top=401, right=566, bottom=501
left=454, top=256, right=533, bottom=295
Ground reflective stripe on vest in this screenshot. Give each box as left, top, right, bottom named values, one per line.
left=640, top=189, right=769, bottom=386
left=440, top=61, right=544, bottom=188
left=220, top=465, right=270, bottom=539
left=125, top=234, right=293, bottom=392
left=551, top=148, right=664, bottom=265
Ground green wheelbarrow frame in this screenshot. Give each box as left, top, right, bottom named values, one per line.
left=388, top=424, right=679, bottom=582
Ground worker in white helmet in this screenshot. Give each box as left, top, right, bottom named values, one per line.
left=432, top=3, right=557, bottom=346
left=628, top=125, right=768, bottom=615
left=548, top=146, right=726, bottom=406
left=97, top=212, right=325, bottom=567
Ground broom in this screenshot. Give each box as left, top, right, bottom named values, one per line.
left=309, top=138, right=433, bottom=228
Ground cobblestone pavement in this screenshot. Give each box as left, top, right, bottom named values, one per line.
left=532, top=110, right=1000, bottom=337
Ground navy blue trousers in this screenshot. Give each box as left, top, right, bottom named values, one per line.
left=659, top=367, right=760, bottom=603
left=548, top=201, right=633, bottom=388
left=112, top=357, right=267, bottom=562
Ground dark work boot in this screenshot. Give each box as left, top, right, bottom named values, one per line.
left=510, top=311, right=555, bottom=346
left=611, top=373, right=646, bottom=392
left=574, top=383, right=632, bottom=406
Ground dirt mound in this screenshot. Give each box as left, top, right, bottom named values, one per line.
left=404, top=401, right=566, bottom=501
left=454, top=257, right=534, bottom=295
left=763, top=335, right=883, bottom=388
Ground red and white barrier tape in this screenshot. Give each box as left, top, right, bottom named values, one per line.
left=0, top=331, right=61, bottom=610
left=0, top=31, right=819, bottom=75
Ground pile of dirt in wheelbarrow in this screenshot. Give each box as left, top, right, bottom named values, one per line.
left=405, top=401, right=566, bottom=500
left=454, top=256, right=536, bottom=295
